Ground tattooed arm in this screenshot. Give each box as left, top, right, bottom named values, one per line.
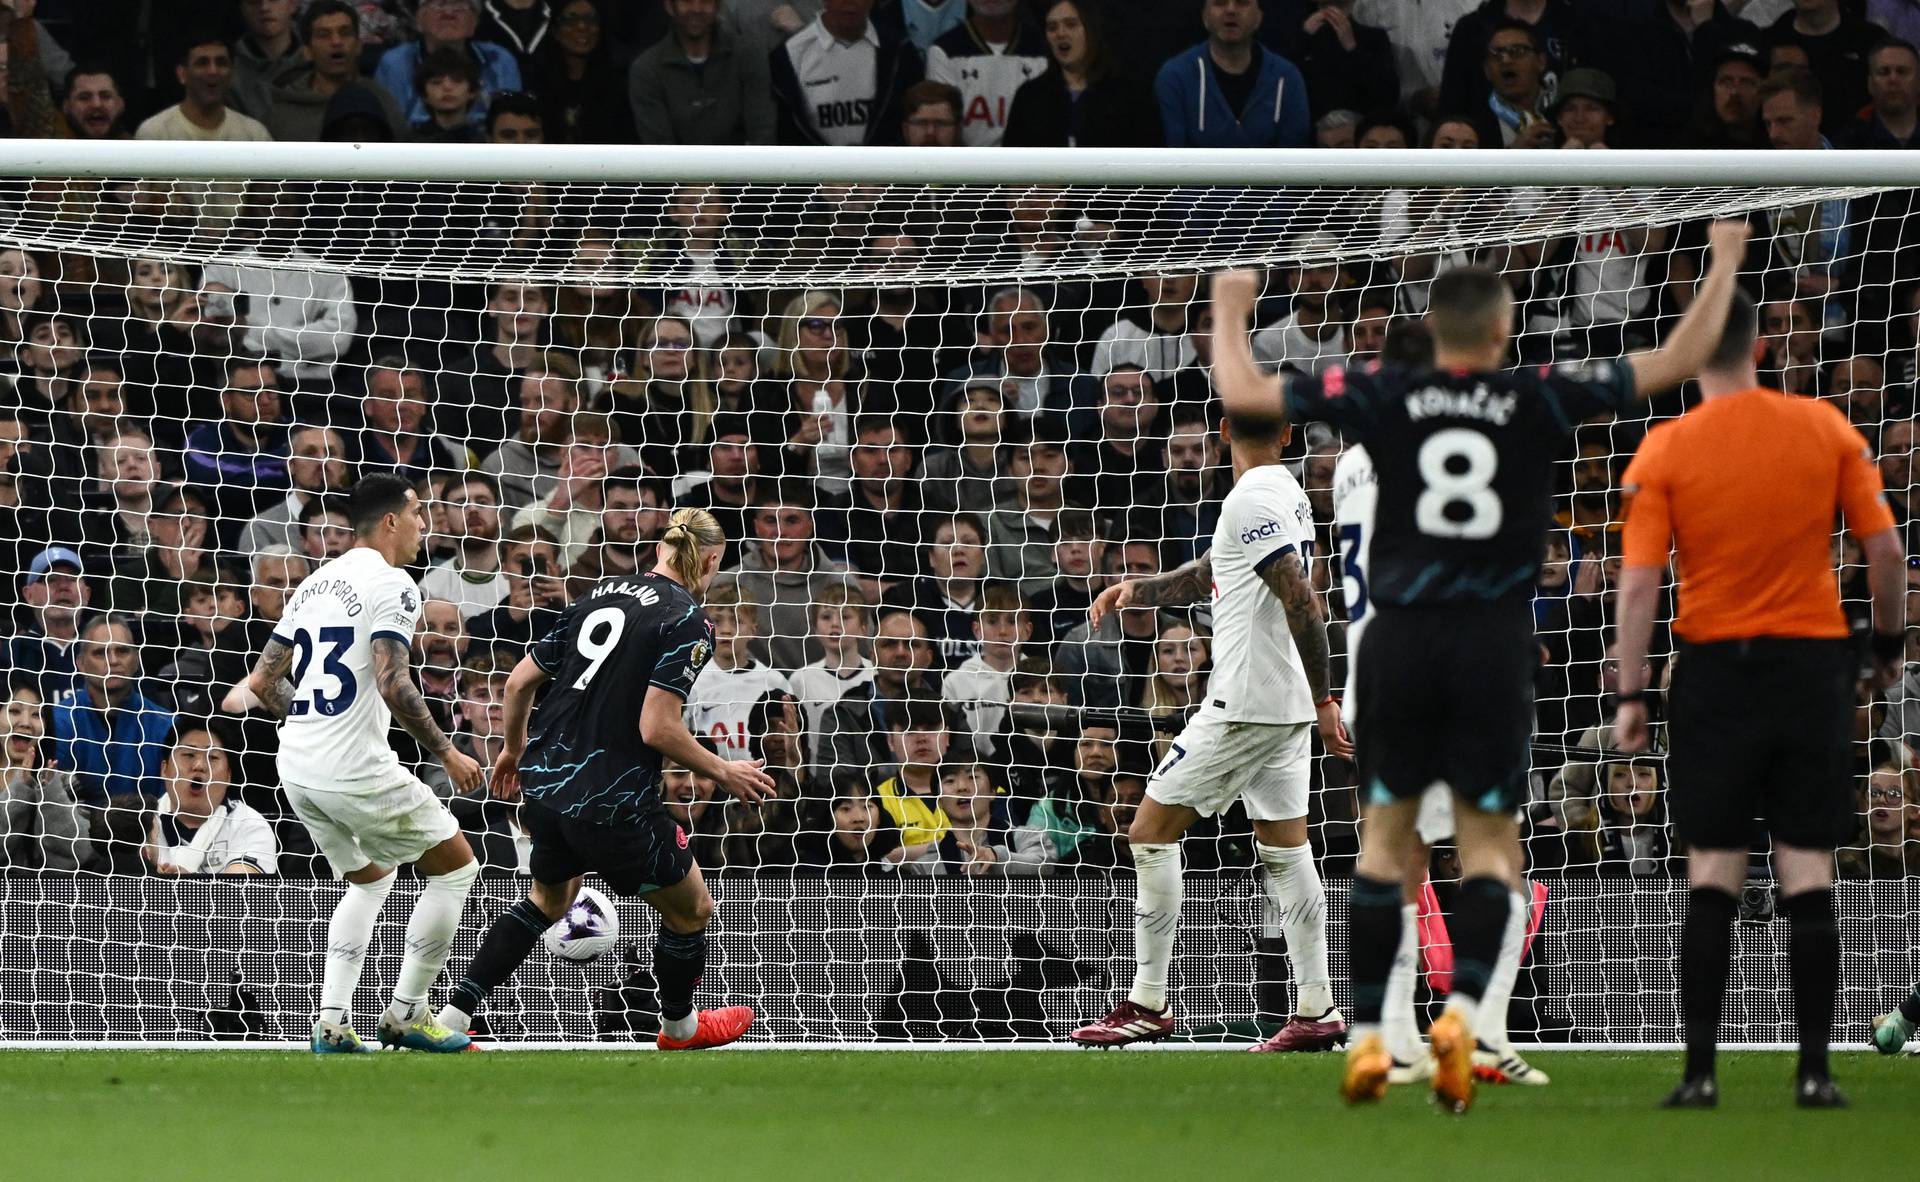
left=1260, top=549, right=1353, bottom=758
left=372, top=636, right=484, bottom=792
left=228, top=637, right=297, bottom=719
left=1087, top=555, right=1212, bottom=628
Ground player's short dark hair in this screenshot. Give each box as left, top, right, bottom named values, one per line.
left=301, top=0, right=361, bottom=40
left=347, top=473, right=416, bottom=536
left=1426, top=266, right=1513, bottom=352
left=1226, top=407, right=1285, bottom=445
left=1705, top=288, right=1759, bottom=371
left=1383, top=319, right=1435, bottom=368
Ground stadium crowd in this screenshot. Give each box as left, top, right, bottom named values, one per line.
left=1, top=0, right=1920, bottom=895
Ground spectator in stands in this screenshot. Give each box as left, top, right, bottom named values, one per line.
left=466, top=546, right=567, bottom=655
left=677, top=412, right=761, bottom=561
left=1560, top=758, right=1674, bottom=877
left=922, top=378, right=1010, bottom=515
left=663, top=749, right=727, bottom=867
left=1469, top=18, right=1553, bottom=147
left=9, top=547, right=88, bottom=700
left=60, top=62, right=133, bottom=139
left=1315, top=109, right=1360, bottom=147
left=1688, top=40, right=1767, bottom=148
left=686, top=581, right=793, bottom=764
left=966, top=286, right=1073, bottom=420
left=1553, top=66, right=1617, bottom=148
left=264, top=1, right=406, bottom=142
left=375, top=0, right=523, bottom=129
left=410, top=596, right=466, bottom=732
left=1067, top=364, right=1164, bottom=512
left=1155, top=0, right=1311, bottom=149
left=1354, top=110, right=1413, bottom=149
left=1839, top=755, right=1920, bottom=878
left=203, top=236, right=359, bottom=389
left=836, top=414, right=929, bottom=588
left=816, top=606, right=944, bottom=784
left=145, top=721, right=278, bottom=876
left=451, top=280, right=552, bottom=448
left=566, top=469, right=664, bottom=590
left=76, top=425, right=168, bottom=576
left=630, top=0, right=771, bottom=144
left=479, top=358, right=581, bottom=514
left=1139, top=619, right=1209, bottom=716
left=652, top=192, right=751, bottom=347
left=794, top=788, right=895, bottom=872
left=1252, top=251, right=1350, bottom=375
left=1027, top=507, right=1103, bottom=650
left=1828, top=355, right=1892, bottom=429
left=1760, top=293, right=1828, bottom=396
left=232, top=0, right=306, bottom=120
left=761, top=290, right=861, bottom=491
left=926, top=0, right=1048, bottom=146
left=1439, top=0, right=1581, bottom=118
left=943, top=581, right=1028, bottom=748
left=873, top=698, right=957, bottom=870
left=1769, top=0, right=1889, bottom=138
left=183, top=355, right=291, bottom=525
left=419, top=472, right=508, bottom=618
left=1149, top=402, right=1226, bottom=568
left=1092, top=273, right=1199, bottom=382
left=105, top=484, right=216, bottom=618
left=53, top=613, right=173, bottom=869
left=886, top=512, right=990, bottom=665
left=1848, top=37, right=1920, bottom=146
left=440, top=653, right=524, bottom=869
left=934, top=755, right=1030, bottom=875
left=987, top=428, right=1071, bottom=596
left=1014, top=715, right=1122, bottom=868
left=734, top=482, right=853, bottom=673
left=899, top=79, right=963, bottom=145
left=0, top=679, right=96, bottom=873
left=791, top=583, right=878, bottom=735
left=134, top=34, right=274, bottom=144
left=1003, top=0, right=1157, bottom=148
left=743, top=686, right=811, bottom=826
left=151, top=575, right=257, bottom=718
left=1055, top=586, right=1181, bottom=710
left=236, top=425, right=352, bottom=557
left=357, top=356, right=469, bottom=487
left=771, top=0, right=923, bottom=146
left=485, top=87, right=547, bottom=142
left=408, top=46, right=486, bottom=141
left=1280, top=0, right=1399, bottom=120
left=0, top=247, right=43, bottom=360
left=247, top=547, right=309, bottom=629
left=520, top=0, right=627, bottom=142
left=295, top=494, right=354, bottom=564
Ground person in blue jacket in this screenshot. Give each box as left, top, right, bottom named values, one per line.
left=51, top=612, right=174, bottom=871
left=1154, top=0, right=1310, bottom=149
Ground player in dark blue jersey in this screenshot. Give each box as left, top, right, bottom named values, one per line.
left=436, top=509, right=776, bottom=1050
left=1210, top=219, right=1751, bottom=1111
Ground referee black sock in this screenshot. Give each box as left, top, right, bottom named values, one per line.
left=655, top=926, right=709, bottom=1023
left=1782, top=888, right=1839, bottom=1081
left=1681, top=887, right=1738, bottom=1082
left=1347, top=874, right=1402, bottom=1025
left=1902, top=984, right=1920, bottom=1027
left=1446, top=877, right=1511, bottom=1005
left=447, top=898, right=551, bottom=1020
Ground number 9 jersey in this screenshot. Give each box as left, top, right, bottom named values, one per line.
left=520, top=571, right=717, bottom=828
left=1288, top=359, right=1635, bottom=606
left=273, top=548, right=425, bottom=789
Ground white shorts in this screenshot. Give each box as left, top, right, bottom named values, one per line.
left=1146, top=712, right=1312, bottom=823
left=1415, top=783, right=1454, bottom=845
left=284, top=775, right=460, bottom=877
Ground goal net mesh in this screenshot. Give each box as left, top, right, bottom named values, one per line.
left=0, top=170, right=1914, bottom=1045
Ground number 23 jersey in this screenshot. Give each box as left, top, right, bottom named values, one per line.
left=1287, top=360, right=1635, bottom=606
left=521, top=571, right=716, bottom=827
left=273, top=547, right=424, bottom=790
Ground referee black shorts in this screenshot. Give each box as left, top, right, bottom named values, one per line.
left=519, top=798, right=694, bottom=897
left=1354, top=598, right=1536, bottom=817
left=1665, top=637, right=1857, bottom=851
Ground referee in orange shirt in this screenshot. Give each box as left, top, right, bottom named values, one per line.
left=1614, top=290, right=1906, bottom=1110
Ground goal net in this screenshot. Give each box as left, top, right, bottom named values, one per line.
left=0, top=143, right=1914, bottom=1046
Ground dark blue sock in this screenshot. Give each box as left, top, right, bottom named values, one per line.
left=448, top=898, right=550, bottom=1019
left=655, top=927, right=709, bottom=1022
left=1902, top=984, right=1920, bottom=1026
left=1348, top=874, right=1402, bottom=1025
left=1682, top=887, right=1738, bottom=1082
left=1782, top=889, right=1838, bottom=1079
left=1447, top=877, right=1512, bottom=1003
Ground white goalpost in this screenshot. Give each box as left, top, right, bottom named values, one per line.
left=0, top=142, right=1915, bottom=1048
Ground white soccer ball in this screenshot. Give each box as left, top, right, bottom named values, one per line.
left=541, top=886, right=621, bottom=963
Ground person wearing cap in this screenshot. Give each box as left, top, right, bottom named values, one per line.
left=7, top=547, right=90, bottom=700
left=921, top=378, right=1011, bottom=517
left=1553, top=66, right=1617, bottom=148
left=1575, top=1, right=1760, bottom=148
left=374, top=0, right=523, bottom=130
left=1688, top=40, right=1767, bottom=148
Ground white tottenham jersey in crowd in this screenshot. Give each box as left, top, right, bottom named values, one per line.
left=783, top=21, right=881, bottom=146
left=272, top=547, right=424, bottom=790
left=1204, top=464, right=1318, bottom=726
left=687, top=659, right=793, bottom=763
left=1332, top=444, right=1377, bottom=724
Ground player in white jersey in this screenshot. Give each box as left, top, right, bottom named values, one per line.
left=225, top=474, right=484, bottom=1054
left=1071, top=409, right=1354, bottom=1050
left=1333, top=443, right=1547, bottom=1087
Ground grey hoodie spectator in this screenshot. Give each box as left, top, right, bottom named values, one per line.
left=0, top=680, right=96, bottom=873
left=629, top=0, right=775, bottom=144
left=732, top=490, right=858, bottom=672
left=231, top=0, right=308, bottom=121
left=263, top=1, right=407, bottom=141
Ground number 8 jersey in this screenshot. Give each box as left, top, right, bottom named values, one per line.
left=1288, top=359, right=1635, bottom=606
left=273, top=548, right=425, bottom=789
left=520, top=571, right=717, bottom=828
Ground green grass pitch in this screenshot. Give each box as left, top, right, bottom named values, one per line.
left=4, top=1049, right=1908, bottom=1181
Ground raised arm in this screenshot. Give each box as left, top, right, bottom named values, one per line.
left=1625, top=219, right=1750, bottom=397
left=1087, top=554, right=1212, bottom=628
left=225, top=637, right=298, bottom=719
left=1210, top=268, right=1288, bottom=424
left=1258, top=551, right=1354, bottom=759
left=371, top=636, right=482, bottom=793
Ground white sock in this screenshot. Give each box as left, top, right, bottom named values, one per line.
left=664, top=1012, right=699, bottom=1041
left=318, top=873, right=396, bottom=1027
left=436, top=1003, right=473, bottom=1034
left=1472, top=887, right=1529, bottom=1051
left=1127, top=842, right=1181, bottom=1012
left=1444, top=993, right=1481, bottom=1031
left=1381, top=902, right=1422, bottom=1063
left=1256, top=841, right=1334, bottom=1017
left=387, top=861, right=479, bottom=1023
